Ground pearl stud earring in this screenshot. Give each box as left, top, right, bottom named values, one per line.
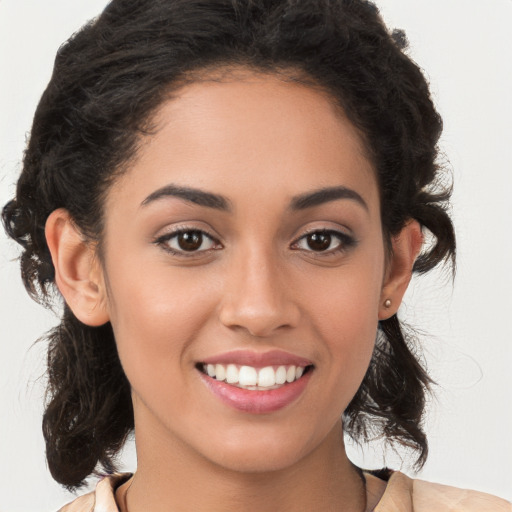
left=384, top=299, right=392, bottom=308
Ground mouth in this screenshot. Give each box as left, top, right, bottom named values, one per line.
left=196, top=350, right=315, bottom=413
left=197, top=363, right=314, bottom=390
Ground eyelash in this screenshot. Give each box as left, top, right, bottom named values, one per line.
left=153, top=228, right=222, bottom=257
left=291, top=229, right=357, bottom=256
left=153, top=227, right=356, bottom=258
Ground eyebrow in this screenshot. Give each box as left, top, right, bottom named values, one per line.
left=141, top=184, right=367, bottom=213
left=290, top=186, right=368, bottom=211
left=141, top=184, right=231, bottom=211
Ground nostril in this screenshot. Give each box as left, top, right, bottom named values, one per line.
left=218, top=279, right=300, bottom=337
left=218, top=306, right=298, bottom=338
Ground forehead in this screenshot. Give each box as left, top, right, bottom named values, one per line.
left=107, top=71, right=378, bottom=216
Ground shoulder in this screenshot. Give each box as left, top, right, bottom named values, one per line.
left=374, top=471, right=512, bottom=512
left=411, top=476, right=512, bottom=512
left=58, top=473, right=132, bottom=512
left=58, top=492, right=95, bottom=512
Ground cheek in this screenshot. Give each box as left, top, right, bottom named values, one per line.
left=299, top=253, right=384, bottom=392
left=104, top=257, right=221, bottom=385
left=305, top=252, right=383, bottom=335
left=319, top=285, right=379, bottom=373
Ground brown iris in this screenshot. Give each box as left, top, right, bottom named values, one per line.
left=177, top=231, right=203, bottom=251
left=306, top=232, right=332, bottom=251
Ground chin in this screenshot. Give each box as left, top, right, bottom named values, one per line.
left=195, top=424, right=335, bottom=475
left=212, top=447, right=308, bottom=474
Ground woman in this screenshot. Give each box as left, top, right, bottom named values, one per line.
left=1, top=0, right=510, bottom=510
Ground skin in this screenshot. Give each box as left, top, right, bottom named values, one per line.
left=46, top=70, right=422, bottom=511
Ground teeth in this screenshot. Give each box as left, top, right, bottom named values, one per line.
left=226, top=364, right=238, bottom=384
left=201, top=363, right=309, bottom=388
left=239, top=366, right=257, bottom=386
left=258, top=366, right=276, bottom=387
left=215, top=364, right=226, bottom=381
left=275, top=366, right=287, bottom=385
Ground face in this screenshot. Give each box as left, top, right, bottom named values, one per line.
left=99, top=71, right=387, bottom=473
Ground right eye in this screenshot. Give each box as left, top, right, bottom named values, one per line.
left=155, top=229, right=221, bottom=256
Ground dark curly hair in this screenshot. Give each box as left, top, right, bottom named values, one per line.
left=2, top=0, right=455, bottom=489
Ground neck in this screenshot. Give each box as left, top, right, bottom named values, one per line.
left=120, top=421, right=367, bottom=512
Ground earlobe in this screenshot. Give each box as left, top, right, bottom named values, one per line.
left=378, top=220, right=423, bottom=320
left=45, top=209, right=109, bottom=326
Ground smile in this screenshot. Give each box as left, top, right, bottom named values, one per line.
left=197, top=350, right=314, bottom=413
left=200, top=363, right=310, bottom=390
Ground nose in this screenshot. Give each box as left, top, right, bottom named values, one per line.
left=218, top=247, right=300, bottom=338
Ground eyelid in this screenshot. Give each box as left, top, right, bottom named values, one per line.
left=153, top=225, right=223, bottom=257
left=152, top=223, right=356, bottom=258
left=290, top=227, right=357, bottom=254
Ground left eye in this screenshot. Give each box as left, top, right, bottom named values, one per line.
left=159, top=230, right=218, bottom=253
left=293, top=230, right=349, bottom=252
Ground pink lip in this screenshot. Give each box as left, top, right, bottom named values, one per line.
left=201, top=349, right=313, bottom=368
left=198, top=370, right=312, bottom=414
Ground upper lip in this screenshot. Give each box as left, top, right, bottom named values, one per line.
left=200, top=349, right=313, bottom=368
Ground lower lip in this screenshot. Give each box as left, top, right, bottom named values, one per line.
left=199, top=370, right=312, bottom=414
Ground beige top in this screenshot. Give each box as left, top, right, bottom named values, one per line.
left=59, top=472, right=511, bottom=512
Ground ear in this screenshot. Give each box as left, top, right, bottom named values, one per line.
left=45, top=208, right=109, bottom=326
left=378, top=220, right=423, bottom=320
